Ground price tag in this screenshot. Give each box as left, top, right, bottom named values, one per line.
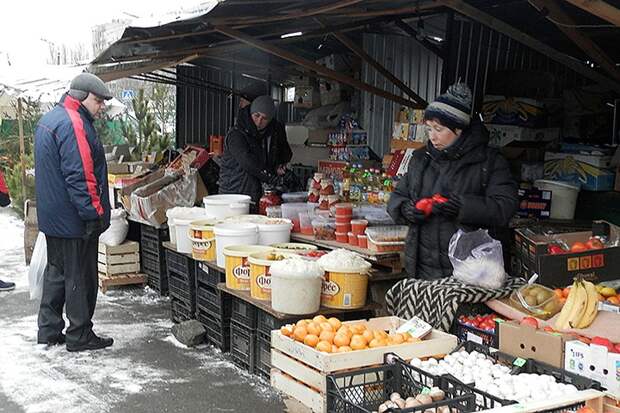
left=420, top=387, right=431, bottom=395
left=466, top=332, right=483, bottom=345
left=494, top=318, right=505, bottom=324
left=513, top=357, right=527, bottom=367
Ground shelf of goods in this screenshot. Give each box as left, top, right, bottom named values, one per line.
left=270, top=315, right=458, bottom=413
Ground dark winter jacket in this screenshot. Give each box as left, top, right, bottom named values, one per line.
left=34, top=94, right=111, bottom=238
left=0, top=170, right=9, bottom=207
left=219, top=106, right=292, bottom=204
left=387, top=118, right=518, bottom=280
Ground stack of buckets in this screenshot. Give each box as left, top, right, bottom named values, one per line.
left=188, top=219, right=219, bottom=261
left=334, top=204, right=369, bottom=249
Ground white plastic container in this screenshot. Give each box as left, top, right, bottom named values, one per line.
left=213, top=223, right=259, bottom=267
left=534, top=179, right=580, bottom=220
left=203, top=194, right=251, bottom=220
left=166, top=207, right=205, bottom=244
left=270, top=258, right=324, bottom=315
left=257, top=219, right=292, bottom=246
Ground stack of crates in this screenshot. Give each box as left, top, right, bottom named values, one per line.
left=140, top=224, right=169, bottom=295
left=166, top=249, right=196, bottom=323
left=195, top=261, right=232, bottom=351
left=230, top=297, right=258, bottom=373
left=255, top=310, right=296, bottom=380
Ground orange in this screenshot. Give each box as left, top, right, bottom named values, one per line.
left=389, top=333, right=405, bottom=345
left=407, top=336, right=420, bottom=343
left=607, top=296, right=620, bottom=305
left=304, top=334, right=319, bottom=347
left=320, top=322, right=334, bottom=333
left=295, top=320, right=308, bottom=329
left=598, top=294, right=606, bottom=302
left=350, top=335, right=367, bottom=351
left=313, top=315, right=328, bottom=324
left=562, top=287, right=571, bottom=298
left=280, top=325, right=293, bottom=337
left=350, top=324, right=366, bottom=335
left=373, top=330, right=388, bottom=340
left=316, top=340, right=332, bottom=353
left=336, top=345, right=352, bottom=353
left=293, top=326, right=308, bottom=342
left=331, top=344, right=338, bottom=353
left=306, top=322, right=321, bottom=337
left=337, top=326, right=353, bottom=339
left=362, top=330, right=374, bottom=343
left=319, top=330, right=335, bottom=344
left=554, top=288, right=563, bottom=299
left=327, top=317, right=342, bottom=331
left=368, top=338, right=385, bottom=348
left=333, top=333, right=350, bottom=347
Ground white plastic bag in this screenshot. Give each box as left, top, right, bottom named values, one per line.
left=28, top=232, right=46, bottom=300
left=99, top=209, right=129, bottom=246
left=449, top=229, right=506, bottom=289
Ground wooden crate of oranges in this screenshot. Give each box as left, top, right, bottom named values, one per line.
left=270, top=315, right=457, bottom=413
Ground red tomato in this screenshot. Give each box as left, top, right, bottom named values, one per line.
left=431, top=193, right=449, bottom=204
left=570, top=242, right=588, bottom=253
left=543, top=326, right=555, bottom=333
left=415, top=198, right=434, bottom=216
left=547, top=244, right=565, bottom=255
left=586, top=237, right=604, bottom=250
left=614, top=343, right=620, bottom=353
left=520, top=317, right=539, bottom=329
left=591, top=336, right=614, bottom=352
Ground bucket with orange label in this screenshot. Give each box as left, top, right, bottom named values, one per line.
left=320, top=265, right=370, bottom=309
left=189, top=219, right=219, bottom=261
left=247, top=251, right=294, bottom=301
left=223, top=245, right=273, bottom=290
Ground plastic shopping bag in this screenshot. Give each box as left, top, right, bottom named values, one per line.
left=448, top=229, right=506, bottom=289
left=28, top=232, right=46, bottom=300
left=99, top=209, right=129, bottom=246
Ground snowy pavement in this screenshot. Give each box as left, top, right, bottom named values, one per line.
left=0, top=209, right=294, bottom=413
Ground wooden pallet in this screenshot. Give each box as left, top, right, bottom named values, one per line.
left=270, top=316, right=458, bottom=413
left=98, top=272, right=146, bottom=294
left=98, top=241, right=140, bottom=276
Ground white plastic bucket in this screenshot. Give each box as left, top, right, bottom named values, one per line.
left=167, top=207, right=205, bottom=245
left=257, top=219, right=293, bottom=246
left=175, top=218, right=194, bottom=254
left=270, top=268, right=323, bottom=315
left=204, top=194, right=251, bottom=220
left=213, top=223, right=259, bottom=268
left=534, top=179, right=580, bottom=220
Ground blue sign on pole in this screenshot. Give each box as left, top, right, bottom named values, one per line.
left=121, top=89, right=135, bottom=100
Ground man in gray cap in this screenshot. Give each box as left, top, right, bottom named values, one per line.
left=219, top=95, right=292, bottom=207
left=34, top=72, right=114, bottom=352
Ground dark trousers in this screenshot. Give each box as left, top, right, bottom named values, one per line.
left=37, top=235, right=99, bottom=346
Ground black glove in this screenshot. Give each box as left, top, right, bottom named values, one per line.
left=400, top=200, right=427, bottom=224
left=431, top=193, right=462, bottom=219
left=83, top=218, right=103, bottom=240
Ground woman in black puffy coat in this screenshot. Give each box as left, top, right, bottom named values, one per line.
left=387, top=83, right=518, bottom=280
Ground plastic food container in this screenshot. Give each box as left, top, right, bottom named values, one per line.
left=203, top=194, right=251, bottom=220
left=357, top=234, right=368, bottom=249
left=281, top=203, right=309, bottom=233
left=213, top=223, right=259, bottom=268
left=335, top=232, right=348, bottom=243
left=281, top=192, right=308, bottom=203
left=335, top=214, right=352, bottom=224
left=510, top=283, right=562, bottom=319
left=335, top=203, right=353, bottom=216
left=256, top=218, right=292, bottom=246
left=270, top=242, right=318, bottom=254
left=299, top=211, right=314, bottom=235
left=348, top=231, right=358, bottom=246
left=335, top=222, right=351, bottom=234
left=189, top=219, right=219, bottom=261
left=270, top=259, right=324, bottom=314
left=266, top=205, right=282, bottom=218
left=365, top=225, right=408, bottom=252
left=350, top=219, right=368, bottom=236
left=365, top=212, right=395, bottom=226
left=320, top=263, right=371, bottom=310
left=248, top=251, right=295, bottom=301
left=222, top=244, right=273, bottom=290
left=312, top=218, right=337, bottom=240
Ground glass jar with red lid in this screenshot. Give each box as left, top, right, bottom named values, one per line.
left=259, top=190, right=281, bottom=215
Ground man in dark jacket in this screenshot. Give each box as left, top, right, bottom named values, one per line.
left=387, top=83, right=518, bottom=280
left=0, top=169, right=16, bottom=291
left=34, top=73, right=113, bottom=351
left=219, top=95, right=292, bottom=206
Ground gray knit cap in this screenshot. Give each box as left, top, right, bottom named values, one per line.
left=250, top=95, right=276, bottom=120
left=424, top=83, right=472, bottom=131
left=68, top=73, right=113, bottom=101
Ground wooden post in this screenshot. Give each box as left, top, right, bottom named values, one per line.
left=562, top=0, right=620, bottom=27
left=16, top=97, right=27, bottom=205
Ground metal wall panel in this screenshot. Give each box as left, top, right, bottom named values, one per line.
left=361, top=33, right=444, bottom=157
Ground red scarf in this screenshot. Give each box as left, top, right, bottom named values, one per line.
left=0, top=170, right=9, bottom=195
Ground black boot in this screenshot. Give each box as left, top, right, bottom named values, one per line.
left=66, top=334, right=114, bottom=352
left=37, top=333, right=66, bottom=346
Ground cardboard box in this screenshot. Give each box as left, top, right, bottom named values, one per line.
left=499, top=321, right=567, bottom=368
left=565, top=341, right=620, bottom=395
left=487, top=124, right=560, bottom=148
left=544, top=151, right=615, bottom=191
left=294, top=86, right=320, bottom=109
left=513, top=221, right=620, bottom=287
left=517, top=188, right=551, bottom=219
left=482, top=95, right=546, bottom=127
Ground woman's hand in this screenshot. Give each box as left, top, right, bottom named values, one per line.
left=431, top=193, right=462, bottom=219
left=401, top=200, right=428, bottom=224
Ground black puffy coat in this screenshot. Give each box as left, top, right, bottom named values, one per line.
left=387, top=119, right=518, bottom=280
left=218, top=107, right=292, bottom=204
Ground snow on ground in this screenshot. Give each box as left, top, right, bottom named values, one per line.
left=0, top=209, right=282, bottom=413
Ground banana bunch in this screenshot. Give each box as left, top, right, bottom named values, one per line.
left=554, top=279, right=599, bottom=330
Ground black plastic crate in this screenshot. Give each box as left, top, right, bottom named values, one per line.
left=255, top=334, right=271, bottom=379
left=171, top=298, right=194, bottom=323
left=453, top=322, right=499, bottom=348
left=256, top=309, right=296, bottom=338
left=327, top=356, right=476, bottom=413
left=230, top=320, right=256, bottom=373
left=196, top=284, right=232, bottom=320
left=521, top=358, right=602, bottom=390
left=196, top=310, right=231, bottom=352
left=141, top=237, right=162, bottom=257
left=168, top=273, right=196, bottom=311
left=141, top=223, right=169, bottom=242
left=165, top=249, right=195, bottom=280
left=195, top=261, right=225, bottom=288
left=231, top=297, right=257, bottom=330
left=440, top=374, right=514, bottom=411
